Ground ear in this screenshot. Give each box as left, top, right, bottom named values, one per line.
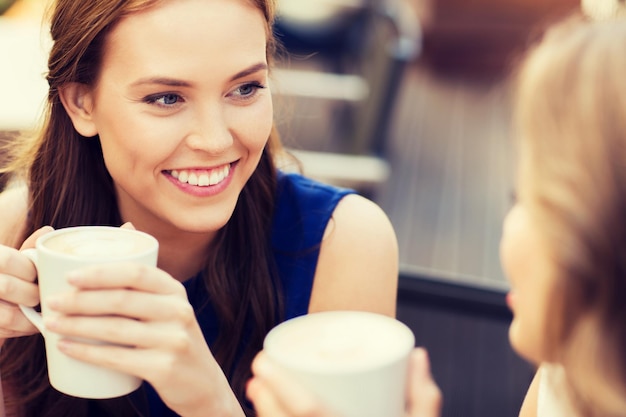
left=58, top=83, right=98, bottom=138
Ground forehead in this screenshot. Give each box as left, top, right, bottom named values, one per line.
left=101, top=0, right=268, bottom=78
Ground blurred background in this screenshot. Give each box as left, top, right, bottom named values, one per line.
left=271, top=1, right=580, bottom=416
left=1, top=0, right=580, bottom=416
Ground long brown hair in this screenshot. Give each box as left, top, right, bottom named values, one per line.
left=514, top=12, right=626, bottom=416
left=0, top=0, right=283, bottom=416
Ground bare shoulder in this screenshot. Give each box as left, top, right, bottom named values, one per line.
left=309, top=194, right=399, bottom=316
left=324, top=193, right=396, bottom=238
left=321, top=193, right=398, bottom=260
left=0, top=185, right=29, bottom=248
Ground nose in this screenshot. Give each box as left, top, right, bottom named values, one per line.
left=185, top=104, right=234, bottom=154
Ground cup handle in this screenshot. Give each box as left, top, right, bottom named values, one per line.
left=18, top=248, right=45, bottom=334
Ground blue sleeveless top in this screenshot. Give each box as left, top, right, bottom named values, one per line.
left=139, top=171, right=355, bottom=416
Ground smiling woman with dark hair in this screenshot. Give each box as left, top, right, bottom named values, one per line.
left=0, top=1, right=399, bottom=416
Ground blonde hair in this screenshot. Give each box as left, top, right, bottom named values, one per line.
left=514, top=12, right=626, bottom=416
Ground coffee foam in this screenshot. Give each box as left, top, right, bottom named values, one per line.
left=43, top=228, right=154, bottom=259
left=264, top=311, right=415, bottom=374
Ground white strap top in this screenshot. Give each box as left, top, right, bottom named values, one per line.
left=537, top=363, right=578, bottom=417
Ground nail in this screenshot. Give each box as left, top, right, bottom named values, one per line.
left=46, top=296, right=61, bottom=309
left=57, top=339, right=73, bottom=352
left=66, top=271, right=81, bottom=284
left=44, top=317, right=59, bottom=330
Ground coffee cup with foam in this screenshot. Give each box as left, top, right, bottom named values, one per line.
left=263, top=310, right=415, bottom=417
left=19, top=226, right=158, bottom=399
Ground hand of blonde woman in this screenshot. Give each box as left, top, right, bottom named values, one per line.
left=0, top=226, right=53, bottom=341
left=248, top=351, right=329, bottom=417
left=406, top=348, right=443, bottom=417
left=247, top=347, right=442, bottom=417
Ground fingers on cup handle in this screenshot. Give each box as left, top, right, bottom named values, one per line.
left=0, top=227, right=51, bottom=309
left=15, top=227, right=54, bottom=283
left=408, top=348, right=443, bottom=417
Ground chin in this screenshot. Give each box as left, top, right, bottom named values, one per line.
left=508, top=321, right=541, bottom=365
left=513, top=336, right=553, bottom=368
left=178, top=217, right=232, bottom=234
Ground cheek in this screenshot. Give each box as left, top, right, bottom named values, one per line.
left=499, top=235, right=513, bottom=279
left=500, top=218, right=524, bottom=283
left=239, top=98, right=273, bottom=151
left=499, top=206, right=538, bottom=286
left=97, top=110, right=181, bottom=162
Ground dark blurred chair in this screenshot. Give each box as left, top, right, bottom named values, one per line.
left=272, top=0, right=421, bottom=193
left=418, top=0, right=578, bottom=78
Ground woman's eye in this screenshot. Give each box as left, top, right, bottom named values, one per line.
left=231, top=82, right=265, bottom=99
left=145, top=93, right=184, bottom=107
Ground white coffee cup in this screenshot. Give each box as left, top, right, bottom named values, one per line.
left=19, top=226, right=159, bottom=399
left=263, top=310, right=415, bottom=417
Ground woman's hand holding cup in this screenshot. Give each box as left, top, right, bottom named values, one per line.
left=248, top=341, right=443, bottom=417
left=0, top=226, right=53, bottom=340
left=247, top=311, right=442, bottom=417
left=17, top=226, right=160, bottom=398
left=46, top=249, right=236, bottom=416
left=42, top=255, right=232, bottom=414
left=21, top=225, right=236, bottom=416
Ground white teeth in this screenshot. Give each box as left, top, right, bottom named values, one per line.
left=170, top=164, right=230, bottom=187
left=172, top=171, right=189, bottom=182
left=209, top=170, right=220, bottom=185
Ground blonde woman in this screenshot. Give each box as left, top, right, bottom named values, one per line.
left=247, top=9, right=626, bottom=417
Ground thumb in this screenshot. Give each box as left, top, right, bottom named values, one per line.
left=120, top=222, right=136, bottom=230
left=19, top=226, right=54, bottom=251
left=407, top=348, right=442, bottom=417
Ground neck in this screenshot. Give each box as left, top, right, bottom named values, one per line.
left=158, top=241, right=210, bottom=282
left=152, top=230, right=215, bottom=282
left=119, top=217, right=216, bottom=281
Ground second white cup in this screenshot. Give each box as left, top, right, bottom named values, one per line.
left=263, top=310, right=415, bottom=417
left=19, top=226, right=159, bottom=399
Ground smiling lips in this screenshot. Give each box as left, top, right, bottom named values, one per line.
left=170, top=164, right=231, bottom=187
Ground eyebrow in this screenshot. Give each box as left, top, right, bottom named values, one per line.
left=229, top=62, right=268, bottom=81
left=129, top=77, right=191, bottom=88
left=129, top=63, right=268, bottom=88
